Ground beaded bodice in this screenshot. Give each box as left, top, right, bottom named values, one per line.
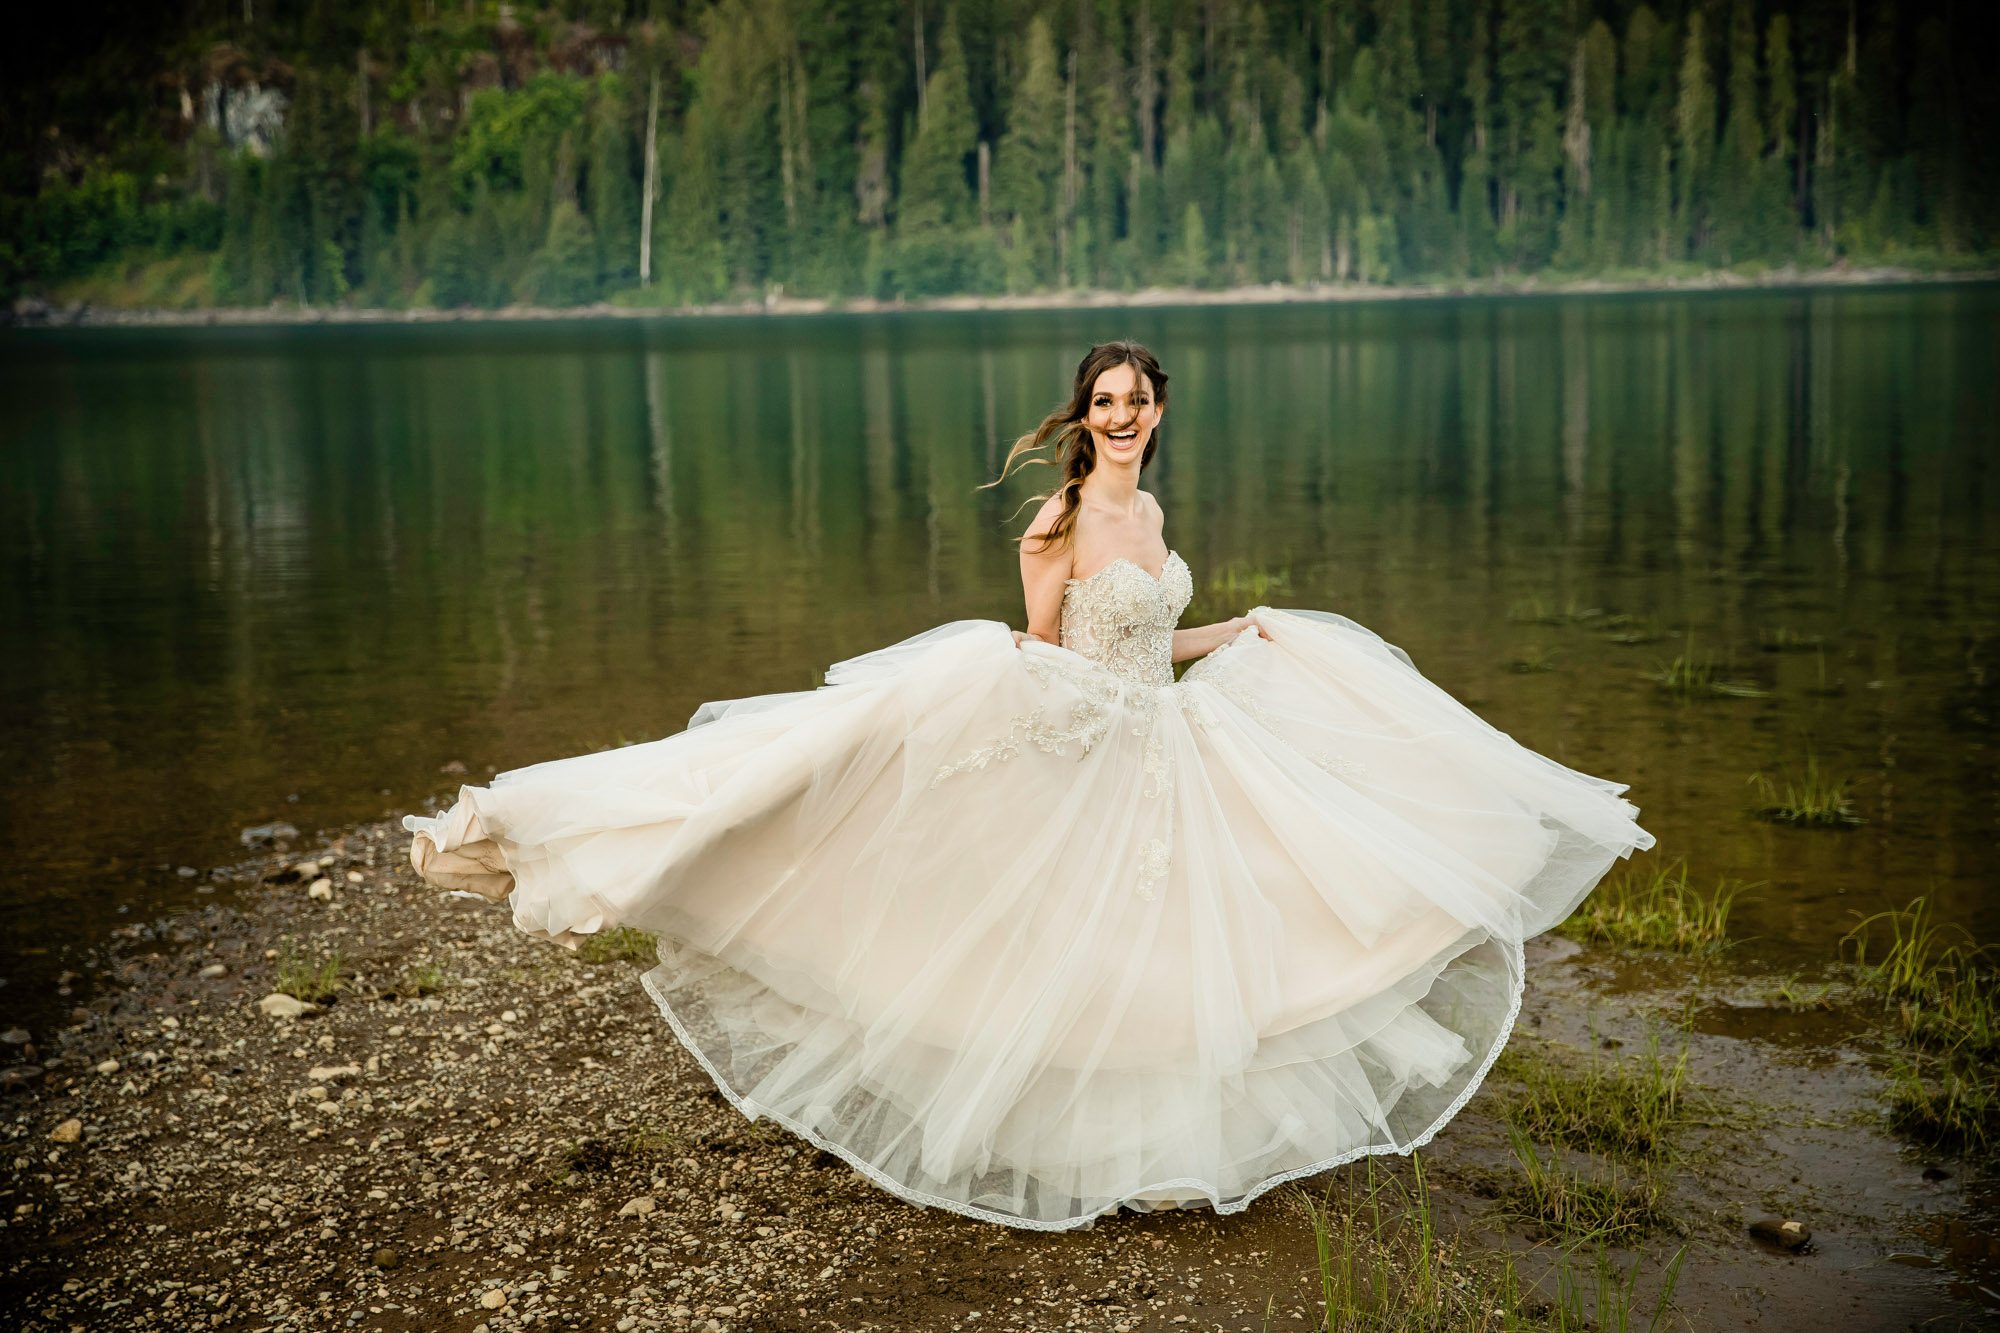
left=1059, top=552, right=1193, bottom=687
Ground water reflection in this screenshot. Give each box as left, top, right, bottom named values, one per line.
left=1, top=287, right=1995, bottom=1015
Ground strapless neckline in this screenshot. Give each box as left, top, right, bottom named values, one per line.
left=1067, top=551, right=1184, bottom=587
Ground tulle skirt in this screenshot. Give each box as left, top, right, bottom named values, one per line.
left=404, top=607, right=1654, bottom=1230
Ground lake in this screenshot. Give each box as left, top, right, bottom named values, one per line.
left=2, top=285, right=1996, bottom=1023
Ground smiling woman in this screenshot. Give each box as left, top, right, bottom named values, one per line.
left=404, top=337, right=1656, bottom=1231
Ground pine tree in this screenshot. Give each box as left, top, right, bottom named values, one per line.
left=1495, top=0, right=1566, bottom=267
left=1457, top=4, right=1498, bottom=275
left=1675, top=10, right=1717, bottom=261
left=991, top=16, right=1062, bottom=291
left=587, top=76, right=638, bottom=293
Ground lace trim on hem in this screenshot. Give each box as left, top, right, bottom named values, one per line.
left=636, top=933, right=1530, bottom=1233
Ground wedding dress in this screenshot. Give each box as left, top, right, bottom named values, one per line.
left=404, top=551, right=1654, bottom=1230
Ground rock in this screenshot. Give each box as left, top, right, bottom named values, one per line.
left=308, top=1064, right=361, bottom=1082
left=1749, top=1217, right=1812, bottom=1251
left=372, top=1247, right=401, bottom=1269
left=95, top=1059, right=120, bottom=1075
left=0, top=1029, right=29, bottom=1045
left=346, top=870, right=364, bottom=883
left=198, top=963, right=227, bottom=979
left=617, top=1195, right=656, bottom=1217
left=712, top=1306, right=738, bottom=1318
left=293, top=860, right=321, bottom=877
left=0, top=1066, right=43, bottom=1093
left=479, top=1288, right=508, bottom=1310
left=48, top=1118, right=82, bottom=1143
left=314, top=1100, right=341, bottom=1116
left=307, top=878, right=335, bottom=901
left=257, top=993, right=310, bottom=1018
left=176, top=866, right=198, bottom=878
left=440, top=760, right=469, bottom=774
left=240, top=822, right=300, bottom=848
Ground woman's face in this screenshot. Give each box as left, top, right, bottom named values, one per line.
left=1083, top=362, right=1163, bottom=467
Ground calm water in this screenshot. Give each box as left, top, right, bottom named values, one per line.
left=3, top=288, right=1997, bottom=1022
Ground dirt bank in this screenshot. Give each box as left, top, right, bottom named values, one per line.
left=1, top=817, right=1994, bottom=1331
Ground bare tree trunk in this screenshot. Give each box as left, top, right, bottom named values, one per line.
left=1137, top=0, right=1157, bottom=167
left=358, top=47, right=372, bottom=138
left=1062, top=49, right=1077, bottom=283
left=914, top=3, right=927, bottom=121
left=639, top=68, right=660, bottom=286
left=977, top=141, right=991, bottom=228
left=779, top=66, right=798, bottom=230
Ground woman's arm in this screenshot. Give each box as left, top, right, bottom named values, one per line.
left=1171, top=615, right=1267, bottom=662
left=1014, top=496, right=1071, bottom=648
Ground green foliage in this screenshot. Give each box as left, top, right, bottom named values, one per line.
left=6, top=0, right=1995, bottom=308
left=1559, top=858, right=1746, bottom=955
left=274, top=937, right=343, bottom=1004
left=1501, top=1029, right=1693, bottom=1159
left=1747, top=753, right=1861, bottom=828
left=1844, top=897, right=2000, bottom=1148
left=579, top=926, right=659, bottom=967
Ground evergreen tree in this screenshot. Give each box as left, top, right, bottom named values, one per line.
left=1675, top=10, right=1718, bottom=261
left=894, top=9, right=983, bottom=295
left=991, top=16, right=1062, bottom=291
left=1495, top=0, right=1566, bottom=267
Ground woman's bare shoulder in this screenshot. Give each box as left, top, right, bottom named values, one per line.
left=1140, top=488, right=1167, bottom=529
left=1023, top=493, right=1068, bottom=544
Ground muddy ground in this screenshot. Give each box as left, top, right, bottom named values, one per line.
left=1, top=818, right=1995, bottom=1332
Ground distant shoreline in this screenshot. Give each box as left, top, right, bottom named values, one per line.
left=11, top=261, right=1996, bottom=330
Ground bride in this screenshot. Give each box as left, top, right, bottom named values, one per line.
left=404, top=339, right=1655, bottom=1231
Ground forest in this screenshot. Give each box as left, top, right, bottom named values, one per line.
left=3, top=0, right=1993, bottom=312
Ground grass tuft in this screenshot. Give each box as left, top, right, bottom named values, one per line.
left=1844, top=897, right=2000, bottom=1149
left=1747, top=754, right=1861, bottom=828
left=1643, top=634, right=1768, bottom=699
left=1757, top=626, right=1825, bottom=653
left=1502, top=1124, right=1675, bottom=1241
left=1502, top=1030, right=1693, bottom=1160
left=1508, top=596, right=1605, bottom=626
left=578, top=926, right=660, bottom=966
left=1292, top=1154, right=1684, bottom=1331
left=400, top=960, right=449, bottom=997
left=1507, top=645, right=1561, bottom=673
left=274, top=937, right=343, bottom=1003
left=1559, top=859, right=1747, bottom=956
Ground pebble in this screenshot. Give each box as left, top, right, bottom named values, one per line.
left=617, top=1195, right=656, bottom=1217
left=1749, top=1217, right=1812, bottom=1251
left=199, top=962, right=227, bottom=978
left=479, top=1288, right=508, bottom=1309
left=308, top=878, right=335, bottom=901
left=94, top=1059, right=120, bottom=1075
left=48, top=1118, right=82, bottom=1143
left=257, top=993, right=310, bottom=1018
left=308, top=1063, right=362, bottom=1082
left=0, top=1028, right=29, bottom=1045
left=373, top=1247, right=401, bottom=1269
left=0, top=1065, right=43, bottom=1092
left=239, top=821, right=300, bottom=847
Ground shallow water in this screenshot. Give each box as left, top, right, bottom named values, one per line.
left=2, top=286, right=1996, bottom=1021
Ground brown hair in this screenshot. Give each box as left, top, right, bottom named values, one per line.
left=984, top=339, right=1170, bottom=553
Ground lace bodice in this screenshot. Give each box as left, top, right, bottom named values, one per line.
left=1059, top=552, right=1193, bottom=687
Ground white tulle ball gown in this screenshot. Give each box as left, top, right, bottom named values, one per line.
left=404, top=550, right=1654, bottom=1230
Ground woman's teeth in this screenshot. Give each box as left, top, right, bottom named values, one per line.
left=1109, top=430, right=1137, bottom=441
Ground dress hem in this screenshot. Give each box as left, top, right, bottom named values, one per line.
left=637, top=931, right=1530, bottom=1233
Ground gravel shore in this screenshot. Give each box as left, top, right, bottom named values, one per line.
left=6, top=817, right=1996, bottom=1331
left=0, top=820, right=1329, bottom=1333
